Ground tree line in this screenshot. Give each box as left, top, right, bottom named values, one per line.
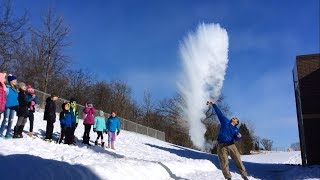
left=0, top=0, right=275, bottom=154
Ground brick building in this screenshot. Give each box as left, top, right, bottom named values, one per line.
left=293, top=53, right=320, bottom=166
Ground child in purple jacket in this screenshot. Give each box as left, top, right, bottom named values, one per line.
left=82, top=101, right=96, bottom=145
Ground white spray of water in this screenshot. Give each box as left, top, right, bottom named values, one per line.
left=178, top=23, right=229, bottom=150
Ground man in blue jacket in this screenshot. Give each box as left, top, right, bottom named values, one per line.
left=209, top=101, right=248, bottom=180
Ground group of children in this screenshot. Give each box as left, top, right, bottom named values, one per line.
left=0, top=73, right=121, bottom=150
left=0, top=73, right=39, bottom=139
left=43, top=94, right=121, bottom=149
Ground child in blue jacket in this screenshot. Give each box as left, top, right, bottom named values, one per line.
left=106, top=111, right=120, bottom=150
left=58, top=103, right=73, bottom=145
left=0, top=74, right=18, bottom=138
left=93, top=110, right=106, bottom=147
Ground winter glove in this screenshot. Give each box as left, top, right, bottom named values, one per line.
left=117, top=131, right=120, bottom=135
left=93, top=128, right=96, bottom=132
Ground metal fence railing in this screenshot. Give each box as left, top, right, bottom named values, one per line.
left=34, top=89, right=166, bottom=141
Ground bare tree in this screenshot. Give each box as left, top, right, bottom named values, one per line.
left=253, top=136, right=261, bottom=151
left=31, top=7, right=70, bottom=94
left=142, top=90, right=154, bottom=126
left=290, top=142, right=300, bottom=151
left=64, top=69, right=93, bottom=104
left=0, top=0, right=27, bottom=71
left=90, top=80, right=112, bottom=111
left=261, top=138, right=273, bottom=151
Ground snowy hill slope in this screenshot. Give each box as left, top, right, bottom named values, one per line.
left=0, top=111, right=319, bottom=180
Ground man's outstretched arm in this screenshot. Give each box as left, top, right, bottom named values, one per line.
left=210, top=102, right=229, bottom=125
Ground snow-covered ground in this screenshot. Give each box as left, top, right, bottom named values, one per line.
left=242, top=151, right=302, bottom=164
left=0, top=110, right=319, bottom=180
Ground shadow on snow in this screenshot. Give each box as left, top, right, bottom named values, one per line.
left=145, top=143, right=319, bottom=180
left=0, top=154, right=100, bottom=180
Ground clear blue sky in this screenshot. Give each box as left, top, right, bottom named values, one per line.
left=14, top=0, right=319, bottom=148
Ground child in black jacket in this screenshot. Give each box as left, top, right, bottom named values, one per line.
left=13, top=82, right=29, bottom=138
left=44, top=93, right=58, bottom=141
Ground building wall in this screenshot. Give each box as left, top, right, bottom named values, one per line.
left=294, top=54, right=320, bottom=166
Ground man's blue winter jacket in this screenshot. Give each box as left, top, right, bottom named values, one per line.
left=212, top=104, right=241, bottom=144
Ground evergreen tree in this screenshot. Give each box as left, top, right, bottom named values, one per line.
left=237, top=123, right=253, bottom=155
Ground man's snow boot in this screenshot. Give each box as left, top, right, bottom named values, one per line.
left=101, top=142, right=105, bottom=148
left=95, top=140, right=98, bottom=146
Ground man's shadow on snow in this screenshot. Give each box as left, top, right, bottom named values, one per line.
left=0, top=154, right=100, bottom=180
left=145, top=143, right=315, bottom=180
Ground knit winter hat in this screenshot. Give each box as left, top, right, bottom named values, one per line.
left=99, top=110, right=104, bottom=116
left=7, top=74, right=17, bottom=82
left=27, top=85, right=35, bottom=95
left=70, top=97, right=76, bottom=102
left=18, top=82, right=26, bottom=89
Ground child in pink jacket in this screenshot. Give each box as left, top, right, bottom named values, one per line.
left=0, top=73, right=7, bottom=114
left=82, top=101, right=96, bottom=145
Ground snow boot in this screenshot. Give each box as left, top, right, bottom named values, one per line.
left=82, top=136, right=87, bottom=144
left=18, top=125, right=24, bottom=138
left=13, top=126, right=18, bottom=138
left=83, top=136, right=91, bottom=146
left=243, top=177, right=249, bottom=180
left=95, top=140, right=98, bottom=146
left=111, top=142, right=115, bottom=150
left=58, top=137, right=63, bottom=144
left=87, top=137, right=91, bottom=146
left=27, top=132, right=33, bottom=137
left=101, top=142, right=105, bottom=148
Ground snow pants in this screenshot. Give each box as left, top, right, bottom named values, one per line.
left=45, top=121, right=54, bottom=140
left=217, top=143, right=247, bottom=179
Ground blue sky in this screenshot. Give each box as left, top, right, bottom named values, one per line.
left=14, top=0, right=319, bottom=148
